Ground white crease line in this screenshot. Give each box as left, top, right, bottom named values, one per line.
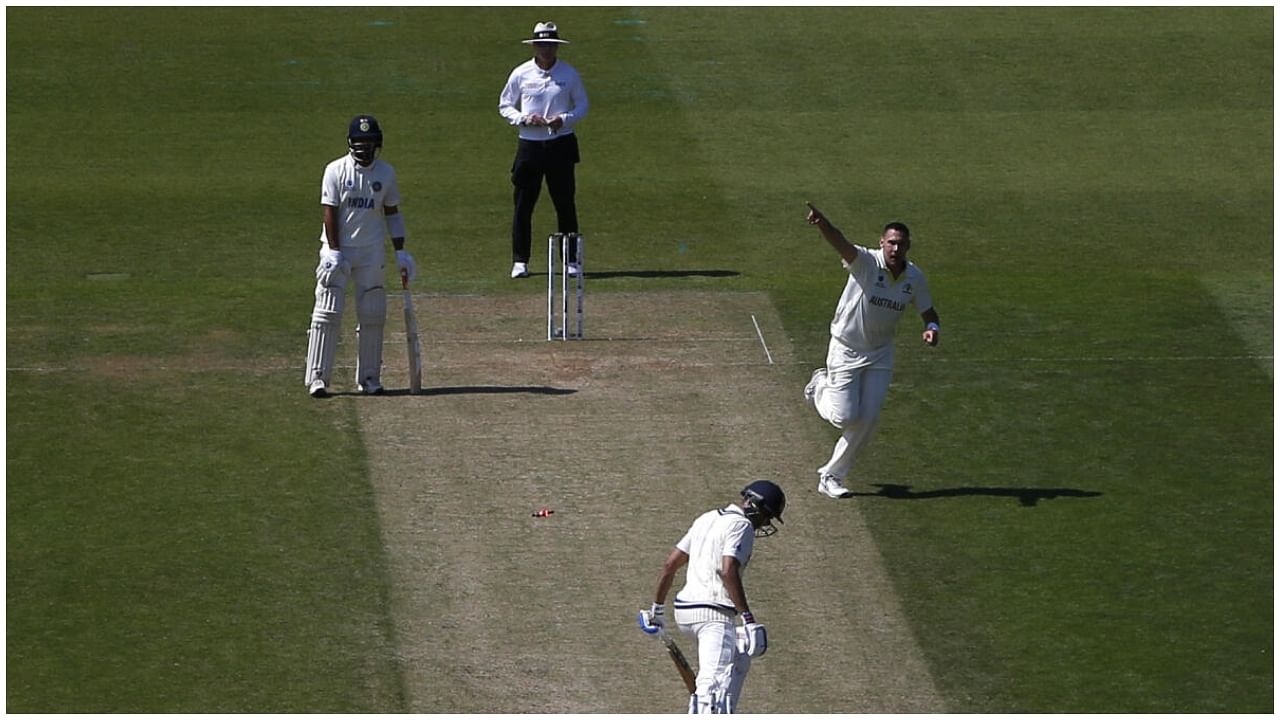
left=750, top=314, right=775, bottom=365
left=7, top=354, right=1272, bottom=375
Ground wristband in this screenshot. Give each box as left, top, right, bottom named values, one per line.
left=386, top=212, right=406, bottom=239
left=741, top=611, right=755, bottom=624
left=926, top=322, right=940, bottom=332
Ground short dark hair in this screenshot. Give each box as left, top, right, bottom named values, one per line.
left=883, top=222, right=911, bottom=240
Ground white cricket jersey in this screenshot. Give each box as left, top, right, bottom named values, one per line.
left=498, top=58, right=589, bottom=141
left=318, top=154, right=401, bottom=250
left=829, top=246, right=933, bottom=369
left=672, top=505, right=755, bottom=614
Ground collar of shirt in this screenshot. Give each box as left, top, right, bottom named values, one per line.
left=520, top=57, right=570, bottom=79
left=341, top=154, right=378, bottom=173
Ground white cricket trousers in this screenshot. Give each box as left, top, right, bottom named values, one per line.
left=675, top=607, right=751, bottom=713
left=815, top=337, right=894, bottom=481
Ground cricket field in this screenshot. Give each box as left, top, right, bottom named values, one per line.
left=6, top=7, right=1272, bottom=713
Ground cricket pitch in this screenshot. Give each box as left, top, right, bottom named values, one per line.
left=356, top=289, right=944, bottom=713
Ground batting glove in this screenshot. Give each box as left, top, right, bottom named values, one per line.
left=742, top=622, right=768, bottom=657
left=638, top=603, right=664, bottom=634
left=317, top=248, right=349, bottom=288
left=396, top=250, right=416, bottom=282
left=321, top=247, right=344, bottom=266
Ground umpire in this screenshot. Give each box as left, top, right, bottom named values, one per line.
left=498, top=21, right=590, bottom=279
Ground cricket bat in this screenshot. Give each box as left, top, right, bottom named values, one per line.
left=400, top=268, right=422, bottom=394
left=659, top=629, right=697, bottom=694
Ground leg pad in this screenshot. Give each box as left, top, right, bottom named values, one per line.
left=355, top=286, right=386, bottom=387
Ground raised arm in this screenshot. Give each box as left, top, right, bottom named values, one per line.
left=805, top=202, right=860, bottom=266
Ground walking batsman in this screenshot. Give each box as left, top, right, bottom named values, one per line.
left=498, top=21, right=589, bottom=279
left=639, top=481, right=786, bottom=713
left=802, top=202, right=941, bottom=497
left=304, top=115, right=417, bottom=398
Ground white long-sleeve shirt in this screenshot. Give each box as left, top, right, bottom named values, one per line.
left=498, top=58, right=589, bottom=141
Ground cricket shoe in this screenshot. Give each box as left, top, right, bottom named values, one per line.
left=308, top=379, right=329, bottom=399
left=803, top=368, right=826, bottom=411
left=818, top=474, right=855, bottom=499
left=358, top=379, right=385, bottom=395
left=511, top=262, right=529, bottom=279
left=566, top=262, right=582, bottom=277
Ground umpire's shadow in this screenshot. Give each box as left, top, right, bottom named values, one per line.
left=380, top=385, right=576, bottom=397
left=851, top=483, right=1103, bottom=508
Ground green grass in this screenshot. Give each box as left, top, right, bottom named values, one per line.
left=6, top=373, right=405, bottom=711
left=7, top=6, right=1272, bottom=713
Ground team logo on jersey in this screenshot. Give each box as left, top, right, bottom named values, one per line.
left=870, top=295, right=907, bottom=311
left=903, top=283, right=913, bottom=295
left=372, top=181, right=382, bottom=192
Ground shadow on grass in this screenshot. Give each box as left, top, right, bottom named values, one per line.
left=852, top=483, right=1103, bottom=507
left=332, top=386, right=577, bottom=398
left=538, top=269, right=740, bottom=279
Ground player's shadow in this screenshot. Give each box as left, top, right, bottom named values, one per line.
left=852, top=483, right=1103, bottom=508
left=383, top=386, right=576, bottom=397
left=540, top=269, right=740, bottom=279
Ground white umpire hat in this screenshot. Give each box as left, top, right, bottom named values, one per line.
left=523, top=21, right=570, bottom=44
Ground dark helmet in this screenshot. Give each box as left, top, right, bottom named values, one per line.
left=741, top=480, right=786, bottom=537
left=347, top=115, right=383, bottom=166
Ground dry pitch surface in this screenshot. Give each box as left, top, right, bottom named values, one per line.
left=352, top=289, right=942, bottom=713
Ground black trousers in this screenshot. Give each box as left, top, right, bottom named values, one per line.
left=511, top=134, right=580, bottom=264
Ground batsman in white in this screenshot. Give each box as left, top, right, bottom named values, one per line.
left=304, top=115, right=416, bottom=398
left=802, top=203, right=941, bottom=498
left=639, top=481, right=786, bottom=713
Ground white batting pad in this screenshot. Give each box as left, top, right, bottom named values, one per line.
left=305, top=283, right=345, bottom=385
left=355, top=286, right=386, bottom=387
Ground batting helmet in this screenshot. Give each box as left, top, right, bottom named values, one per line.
left=347, top=115, right=383, bottom=166
left=741, top=480, right=786, bottom=536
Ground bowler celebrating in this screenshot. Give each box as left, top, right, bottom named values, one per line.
left=803, top=203, right=941, bottom=498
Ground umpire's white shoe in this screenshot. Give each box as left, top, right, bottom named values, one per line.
left=358, top=379, right=384, bottom=395
left=818, top=474, right=855, bottom=499
left=803, top=368, right=826, bottom=411
left=567, top=262, right=582, bottom=277
left=511, top=262, right=529, bottom=278
left=308, top=379, right=328, bottom=399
